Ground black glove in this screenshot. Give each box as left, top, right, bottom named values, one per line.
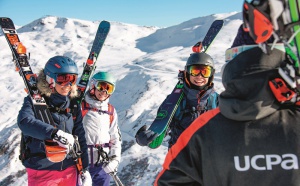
left=135, top=125, right=158, bottom=146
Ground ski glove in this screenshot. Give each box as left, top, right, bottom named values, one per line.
left=103, top=159, right=119, bottom=174
left=135, top=125, right=158, bottom=146
left=78, top=170, right=92, bottom=186
left=52, top=130, right=74, bottom=154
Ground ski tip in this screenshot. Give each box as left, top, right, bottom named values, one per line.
left=191, top=19, right=224, bottom=53
left=0, top=17, right=16, bottom=29
left=100, top=20, right=110, bottom=26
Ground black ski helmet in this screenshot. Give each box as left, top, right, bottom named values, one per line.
left=44, top=56, right=78, bottom=87
left=185, top=52, right=215, bottom=70
left=185, top=52, right=215, bottom=89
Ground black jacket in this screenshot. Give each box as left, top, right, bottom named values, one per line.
left=155, top=48, right=300, bottom=186
left=18, top=93, right=89, bottom=170
left=168, top=81, right=218, bottom=147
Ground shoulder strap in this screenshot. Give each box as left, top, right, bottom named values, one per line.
left=81, top=100, right=90, bottom=118
left=69, top=98, right=80, bottom=121
left=206, top=92, right=219, bottom=110
left=174, top=96, right=186, bottom=121
left=108, top=103, right=114, bottom=126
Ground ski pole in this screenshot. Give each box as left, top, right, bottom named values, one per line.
left=109, top=172, right=124, bottom=186
left=70, top=136, right=84, bottom=179
left=98, top=147, right=124, bottom=186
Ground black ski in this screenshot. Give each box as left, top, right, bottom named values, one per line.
left=77, top=21, right=110, bottom=100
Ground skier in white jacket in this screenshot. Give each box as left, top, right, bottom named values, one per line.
left=81, top=71, right=122, bottom=186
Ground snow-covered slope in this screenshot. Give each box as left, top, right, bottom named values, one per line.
left=0, top=13, right=242, bottom=185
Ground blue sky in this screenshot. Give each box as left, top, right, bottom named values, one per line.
left=0, top=0, right=242, bottom=27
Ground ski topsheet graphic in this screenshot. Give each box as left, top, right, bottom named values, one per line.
left=145, top=20, right=224, bottom=149
left=77, top=21, right=110, bottom=101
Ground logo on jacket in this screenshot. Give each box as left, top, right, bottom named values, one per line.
left=234, top=154, right=299, bottom=171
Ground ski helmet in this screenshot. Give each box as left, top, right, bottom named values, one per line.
left=242, top=0, right=293, bottom=44
left=90, top=71, right=116, bottom=94
left=185, top=52, right=215, bottom=69
left=44, top=56, right=78, bottom=87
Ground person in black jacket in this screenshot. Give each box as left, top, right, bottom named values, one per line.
left=18, top=56, right=92, bottom=186
left=155, top=1, right=300, bottom=185
left=135, top=52, right=219, bottom=148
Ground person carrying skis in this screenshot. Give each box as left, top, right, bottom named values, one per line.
left=135, top=52, right=219, bottom=148
left=81, top=71, right=122, bottom=186
left=17, top=56, right=92, bottom=186
left=155, top=1, right=300, bottom=186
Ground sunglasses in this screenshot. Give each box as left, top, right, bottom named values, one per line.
left=56, top=74, right=77, bottom=86
left=187, top=65, right=213, bottom=78
left=95, top=81, right=115, bottom=94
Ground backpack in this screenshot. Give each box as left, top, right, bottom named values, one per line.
left=80, top=100, right=114, bottom=126
left=174, top=91, right=219, bottom=121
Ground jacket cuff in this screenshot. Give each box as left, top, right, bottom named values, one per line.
left=50, top=128, right=59, bottom=139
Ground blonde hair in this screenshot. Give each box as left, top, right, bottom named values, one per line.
left=37, top=69, right=78, bottom=98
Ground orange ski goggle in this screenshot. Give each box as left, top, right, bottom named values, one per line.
left=187, top=65, right=213, bottom=78
left=95, top=81, right=115, bottom=94
left=56, top=74, right=77, bottom=86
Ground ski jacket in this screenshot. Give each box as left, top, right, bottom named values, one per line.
left=82, top=94, right=122, bottom=166
left=167, top=81, right=219, bottom=147
left=17, top=93, right=89, bottom=171
left=155, top=48, right=300, bottom=186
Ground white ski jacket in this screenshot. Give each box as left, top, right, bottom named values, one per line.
left=82, top=94, right=122, bottom=165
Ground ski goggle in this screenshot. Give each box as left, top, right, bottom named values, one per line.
left=55, top=74, right=77, bottom=86
left=95, top=81, right=115, bottom=94
left=187, top=65, right=213, bottom=78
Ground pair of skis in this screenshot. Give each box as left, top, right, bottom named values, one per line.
left=0, top=17, right=123, bottom=185
left=141, top=19, right=224, bottom=149
left=0, top=17, right=67, bottom=161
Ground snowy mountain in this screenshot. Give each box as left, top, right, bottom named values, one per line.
left=0, top=13, right=242, bottom=186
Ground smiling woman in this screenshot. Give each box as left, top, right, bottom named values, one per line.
left=16, top=55, right=91, bottom=186
left=80, top=71, right=122, bottom=186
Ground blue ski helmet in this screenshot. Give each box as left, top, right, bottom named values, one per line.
left=90, top=71, right=116, bottom=94
left=44, top=56, right=78, bottom=86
